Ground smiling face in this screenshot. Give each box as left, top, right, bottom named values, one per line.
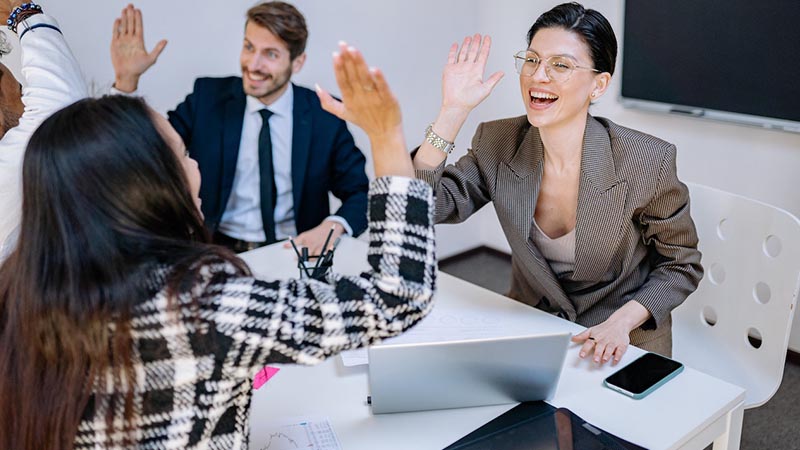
left=240, top=21, right=306, bottom=105
left=520, top=27, right=610, bottom=131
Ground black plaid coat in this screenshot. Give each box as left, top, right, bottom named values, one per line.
left=74, top=177, right=436, bottom=449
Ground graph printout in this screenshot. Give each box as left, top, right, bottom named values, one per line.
left=255, top=416, right=342, bottom=450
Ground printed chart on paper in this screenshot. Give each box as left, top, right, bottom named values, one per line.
left=256, top=416, right=341, bottom=450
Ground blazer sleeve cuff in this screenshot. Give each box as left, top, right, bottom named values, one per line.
left=414, top=160, right=446, bottom=191
left=324, top=215, right=352, bottom=236
left=633, top=285, right=680, bottom=330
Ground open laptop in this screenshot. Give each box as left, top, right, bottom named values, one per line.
left=367, top=332, right=571, bottom=414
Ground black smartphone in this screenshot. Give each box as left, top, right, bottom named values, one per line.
left=603, top=352, right=684, bottom=399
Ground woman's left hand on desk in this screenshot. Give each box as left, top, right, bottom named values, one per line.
left=572, top=320, right=630, bottom=365
left=572, top=300, right=651, bottom=365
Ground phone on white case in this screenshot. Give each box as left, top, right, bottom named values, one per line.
left=603, top=352, right=684, bottom=399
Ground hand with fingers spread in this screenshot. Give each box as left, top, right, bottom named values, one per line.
left=442, top=34, right=504, bottom=115
left=412, top=34, right=504, bottom=170
left=110, top=4, right=167, bottom=93
left=317, top=42, right=413, bottom=179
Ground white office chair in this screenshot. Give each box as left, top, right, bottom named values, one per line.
left=672, top=182, right=800, bottom=408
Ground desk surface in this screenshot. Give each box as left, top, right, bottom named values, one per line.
left=242, top=238, right=745, bottom=450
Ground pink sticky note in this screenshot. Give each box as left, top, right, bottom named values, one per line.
left=253, top=366, right=280, bottom=390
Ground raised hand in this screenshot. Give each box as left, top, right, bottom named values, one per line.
left=110, top=4, right=167, bottom=93
left=318, top=42, right=401, bottom=139
left=411, top=34, right=504, bottom=170
left=317, top=42, right=412, bottom=178
left=441, top=34, right=504, bottom=114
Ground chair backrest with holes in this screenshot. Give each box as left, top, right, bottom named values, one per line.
left=672, top=182, right=800, bottom=408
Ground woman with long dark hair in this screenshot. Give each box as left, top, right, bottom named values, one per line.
left=0, top=46, right=432, bottom=449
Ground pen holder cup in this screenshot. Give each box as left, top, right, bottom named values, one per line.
left=298, top=256, right=333, bottom=281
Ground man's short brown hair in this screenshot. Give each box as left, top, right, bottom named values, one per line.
left=246, top=1, right=308, bottom=60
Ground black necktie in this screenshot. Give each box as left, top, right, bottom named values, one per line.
left=258, top=109, right=277, bottom=243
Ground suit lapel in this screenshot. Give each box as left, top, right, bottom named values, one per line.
left=219, top=85, right=247, bottom=218
left=291, top=85, right=312, bottom=215
left=572, top=115, right=628, bottom=281
left=496, top=126, right=576, bottom=319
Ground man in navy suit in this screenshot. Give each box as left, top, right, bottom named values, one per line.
left=111, top=2, right=368, bottom=255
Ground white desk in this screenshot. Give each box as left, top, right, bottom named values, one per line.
left=242, top=238, right=745, bottom=450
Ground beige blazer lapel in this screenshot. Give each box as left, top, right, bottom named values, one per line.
left=495, top=126, right=576, bottom=319
left=572, top=116, right=629, bottom=281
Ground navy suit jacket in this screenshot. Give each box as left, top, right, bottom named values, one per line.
left=167, top=77, right=369, bottom=236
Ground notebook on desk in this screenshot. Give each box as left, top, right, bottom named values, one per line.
left=444, top=401, right=646, bottom=450
left=367, top=332, right=571, bottom=414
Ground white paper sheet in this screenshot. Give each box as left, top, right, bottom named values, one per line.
left=341, top=303, right=523, bottom=366
left=254, top=416, right=342, bottom=450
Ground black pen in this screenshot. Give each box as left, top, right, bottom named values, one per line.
left=289, top=238, right=312, bottom=278
left=313, top=225, right=336, bottom=274
left=288, top=237, right=303, bottom=259
left=289, top=238, right=303, bottom=259
left=313, top=239, right=338, bottom=279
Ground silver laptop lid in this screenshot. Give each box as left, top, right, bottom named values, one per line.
left=367, top=332, right=571, bottom=414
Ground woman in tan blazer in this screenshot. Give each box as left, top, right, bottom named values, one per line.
left=414, top=3, right=703, bottom=364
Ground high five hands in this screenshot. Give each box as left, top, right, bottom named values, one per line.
left=317, top=42, right=412, bottom=179
left=110, top=4, right=167, bottom=93
left=413, top=34, right=504, bottom=170
left=441, top=34, right=504, bottom=115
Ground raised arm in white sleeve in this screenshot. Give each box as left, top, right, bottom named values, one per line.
left=0, top=14, right=88, bottom=259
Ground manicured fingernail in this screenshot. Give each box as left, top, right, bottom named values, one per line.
left=579, top=353, right=585, bottom=358
left=314, top=83, right=322, bottom=93
left=347, top=46, right=356, bottom=52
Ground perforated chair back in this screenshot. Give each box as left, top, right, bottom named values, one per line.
left=672, top=182, right=800, bottom=408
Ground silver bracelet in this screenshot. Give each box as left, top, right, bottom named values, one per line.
left=425, top=123, right=455, bottom=155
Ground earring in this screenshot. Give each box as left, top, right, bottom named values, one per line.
left=591, top=92, right=597, bottom=98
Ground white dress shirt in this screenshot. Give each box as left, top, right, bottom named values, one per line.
left=217, top=85, right=351, bottom=242
left=0, top=15, right=89, bottom=260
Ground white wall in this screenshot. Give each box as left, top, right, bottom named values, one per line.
left=8, top=1, right=800, bottom=341
left=23, top=0, right=493, bottom=258
left=24, top=0, right=799, bottom=246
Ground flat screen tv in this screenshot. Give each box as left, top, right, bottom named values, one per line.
left=621, top=0, right=800, bottom=134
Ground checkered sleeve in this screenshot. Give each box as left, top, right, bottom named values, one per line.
left=208, top=177, right=436, bottom=373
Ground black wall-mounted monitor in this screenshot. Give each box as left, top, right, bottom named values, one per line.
left=621, top=0, right=800, bottom=134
